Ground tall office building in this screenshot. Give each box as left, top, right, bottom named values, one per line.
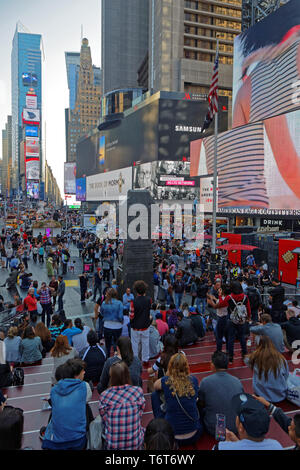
left=149, top=0, right=242, bottom=105
left=11, top=24, right=43, bottom=194
left=101, top=0, right=149, bottom=94
left=66, top=38, right=101, bottom=163
left=1, top=116, right=12, bottom=196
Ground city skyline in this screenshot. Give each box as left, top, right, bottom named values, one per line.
left=0, top=0, right=101, bottom=196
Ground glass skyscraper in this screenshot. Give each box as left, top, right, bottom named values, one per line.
left=11, top=25, right=42, bottom=193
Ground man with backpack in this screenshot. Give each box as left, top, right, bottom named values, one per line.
left=215, top=281, right=251, bottom=363
left=245, top=278, right=262, bottom=324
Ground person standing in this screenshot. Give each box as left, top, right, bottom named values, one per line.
left=49, top=275, right=59, bottom=308
left=79, top=273, right=88, bottom=303
left=23, top=288, right=38, bottom=322
left=268, top=278, right=285, bottom=323
left=173, top=275, right=185, bottom=310
left=100, top=288, right=124, bottom=357
left=37, top=282, right=53, bottom=327
left=93, top=268, right=103, bottom=302
left=130, top=280, right=152, bottom=367
left=57, top=276, right=65, bottom=313
left=102, top=256, right=110, bottom=282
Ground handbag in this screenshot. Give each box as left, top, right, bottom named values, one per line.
left=37, top=302, right=42, bottom=315
left=86, top=415, right=103, bottom=450
left=175, top=393, right=200, bottom=423
left=286, top=369, right=300, bottom=407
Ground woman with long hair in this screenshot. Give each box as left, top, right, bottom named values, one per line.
left=50, top=335, right=79, bottom=385
left=97, top=336, right=142, bottom=394
left=4, top=326, right=21, bottom=366
left=100, top=288, right=124, bottom=357
left=99, top=361, right=145, bottom=450
left=144, top=418, right=176, bottom=451
left=20, top=326, right=43, bottom=365
left=245, top=335, right=289, bottom=403
left=34, top=322, right=55, bottom=358
left=152, top=352, right=203, bottom=447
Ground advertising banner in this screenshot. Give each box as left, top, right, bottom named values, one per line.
left=27, top=181, right=39, bottom=199
left=25, top=137, right=39, bottom=157
left=86, top=167, right=132, bottom=201
left=190, top=108, right=300, bottom=212
left=64, top=162, right=76, bottom=195
left=26, top=94, right=37, bottom=109
left=25, top=126, right=39, bottom=137
left=232, top=0, right=300, bottom=128
left=26, top=159, right=40, bottom=180
left=76, top=177, right=86, bottom=202
left=200, top=176, right=218, bottom=213
left=23, top=109, right=40, bottom=124
left=22, top=72, right=38, bottom=87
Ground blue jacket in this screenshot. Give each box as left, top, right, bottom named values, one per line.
left=44, top=379, right=87, bottom=444
left=100, top=298, right=123, bottom=323
left=62, top=327, right=82, bottom=346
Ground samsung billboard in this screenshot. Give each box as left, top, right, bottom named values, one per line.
left=76, top=92, right=228, bottom=179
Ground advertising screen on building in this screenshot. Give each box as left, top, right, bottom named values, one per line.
left=27, top=181, right=39, bottom=199
left=190, top=108, right=300, bottom=214
left=26, top=159, right=40, bottom=180
left=86, top=167, right=132, bottom=201
left=76, top=93, right=229, bottom=179
left=25, top=126, right=39, bottom=137
left=76, top=178, right=86, bottom=202
left=232, top=0, right=300, bottom=128
left=25, top=137, right=39, bottom=157
left=23, top=109, right=40, bottom=124
left=22, top=72, right=38, bottom=87
left=26, top=94, right=37, bottom=109
left=64, top=162, right=76, bottom=195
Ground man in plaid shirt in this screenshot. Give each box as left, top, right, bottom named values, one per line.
left=37, top=282, right=54, bottom=327
left=99, top=362, right=145, bottom=450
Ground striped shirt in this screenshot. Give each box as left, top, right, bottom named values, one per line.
left=99, top=385, right=145, bottom=450
left=194, top=121, right=268, bottom=208
left=249, top=39, right=300, bottom=123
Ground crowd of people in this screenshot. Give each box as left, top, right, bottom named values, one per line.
left=0, top=218, right=300, bottom=452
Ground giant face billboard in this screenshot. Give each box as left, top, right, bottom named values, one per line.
left=26, top=159, right=40, bottom=180
left=76, top=94, right=229, bottom=179
left=190, top=108, right=300, bottom=213
left=232, top=0, right=300, bottom=128
left=27, top=181, right=39, bottom=199
left=64, top=162, right=76, bottom=195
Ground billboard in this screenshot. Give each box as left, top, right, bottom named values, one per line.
left=232, top=0, right=300, bottom=128
left=25, top=137, right=39, bottom=157
left=64, top=162, right=76, bottom=195
left=199, top=176, right=218, bottom=213
left=27, top=181, right=39, bottom=199
left=23, top=109, right=40, bottom=124
left=86, top=167, right=132, bottom=201
left=22, top=72, right=38, bottom=87
left=76, top=93, right=229, bottom=179
left=25, top=126, right=39, bottom=137
left=76, top=177, right=86, bottom=202
left=190, top=108, right=300, bottom=212
left=26, top=94, right=37, bottom=109
left=26, top=159, right=40, bottom=180
left=39, top=182, right=45, bottom=201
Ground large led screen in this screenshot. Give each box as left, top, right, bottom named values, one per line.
left=86, top=167, right=132, bottom=201
left=232, top=0, right=300, bottom=128
left=26, top=160, right=40, bottom=180
left=64, top=162, right=76, bottom=195
left=27, top=181, right=39, bottom=199
left=190, top=108, right=300, bottom=213
left=22, top=72, right=38, bottom=87
left=76, top=177, right=86, bottom=202
left=76, top=94, right=229, bottom=179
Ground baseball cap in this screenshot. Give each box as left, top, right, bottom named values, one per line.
left=231, top=393, right=270, bottom=438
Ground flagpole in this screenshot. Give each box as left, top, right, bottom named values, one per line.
left=211, top=37, right=219, bottom=273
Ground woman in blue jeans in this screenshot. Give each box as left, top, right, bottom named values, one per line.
left=152, top=352, right=203, bottom=447
left=100, top=288, right=124, bottom=357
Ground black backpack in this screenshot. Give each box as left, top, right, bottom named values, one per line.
left=12, top=367, right=24, bottom=386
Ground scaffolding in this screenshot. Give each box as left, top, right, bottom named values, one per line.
left=241, top=0, right=289, bottom=32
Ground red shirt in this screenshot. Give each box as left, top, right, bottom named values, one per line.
left=23, top=295, right=38, bottom=312
left=156, top=319, right=169, bottom=337
left=217, top=293, right=251, bottom=320
left=160, top=310, right=167, bottom=323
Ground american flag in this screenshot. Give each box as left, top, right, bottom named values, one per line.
left=202, top=45, right=219, bottom=132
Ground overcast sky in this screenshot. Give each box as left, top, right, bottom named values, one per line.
left=0, top=0, right=101, bottom=196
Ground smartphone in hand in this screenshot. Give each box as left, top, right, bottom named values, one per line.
left=215, top=413, right=226, bottom=441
